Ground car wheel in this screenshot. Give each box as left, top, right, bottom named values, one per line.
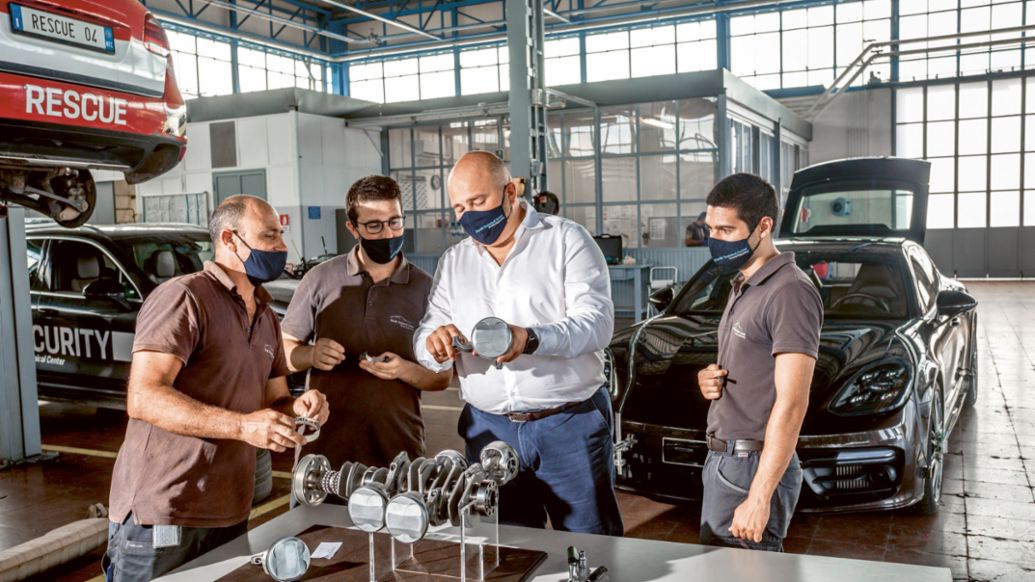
left=963, top=325, right=978, bottom=408
left=253, top=448, right=273, bottom=505
left=916, top=389, right=945, bottom=515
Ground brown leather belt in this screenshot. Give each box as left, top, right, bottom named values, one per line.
left=505, top=401, right=581, bottom=423
left=707, top=434, right=764, bottom=454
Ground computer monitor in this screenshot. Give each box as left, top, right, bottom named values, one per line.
left=593, top=234, right=623, bottom=265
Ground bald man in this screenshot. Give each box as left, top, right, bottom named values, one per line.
left=104, top=196, right=329, bottom=581
left=414, top=152, right=623, bottom=536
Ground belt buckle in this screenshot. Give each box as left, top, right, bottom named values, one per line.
left=507, top=412, right=528, bottom=423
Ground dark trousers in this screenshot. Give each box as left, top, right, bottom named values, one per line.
left=700, top=450, right=802, bottom=551
left=104, top=513, right=247, bottom=582
left=458, top=386, right=624, bottom=537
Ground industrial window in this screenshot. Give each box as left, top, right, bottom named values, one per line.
left=352, top=51, right=458, bottom=103
left=676, top=20, right=717, bottom=73
left=387, top=120, right=506, bottom=254
left=630, top=25, right=677, bottom=79
left=166, top=28, right=323, bottom=99
left=899, top=0, right=1025, bottom=83
left=167, top=32, right=232, bottom=98
left=895, top=77, right=1032, bottom=230
left=350, top=62, right=386, bottom=103
left=586, top=30, right=631, bottom=82
left=545, top=36, right=581, bottom=86
left=730, top=0, right=890, bottom=90
left=460, top=46, right=509, bottom=96
left=547, top=99, right=720, bottom=249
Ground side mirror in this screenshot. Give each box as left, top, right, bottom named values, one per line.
left=648, top=286, right=675, bottom=312
left=936, top=289, right=977, bottom=319
left=83, top=278, right=126, bottom=301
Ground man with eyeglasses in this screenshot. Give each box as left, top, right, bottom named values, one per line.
left=281, top=175, right=451, bottom=469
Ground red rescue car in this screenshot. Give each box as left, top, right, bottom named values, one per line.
left=0, top=0, right=186, bottom=226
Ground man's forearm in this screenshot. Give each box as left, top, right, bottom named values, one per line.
left=285, top=341, right=312, bottom=373
left=129, top=382, right=244, bottom=441
left=749, top=399, right=807, bottom=502
left=531, top=311, right=613, bottom=359
left=399, top=360, right=451, bottom=391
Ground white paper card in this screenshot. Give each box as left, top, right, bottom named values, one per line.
left=311, top=542, right=342, bottom=560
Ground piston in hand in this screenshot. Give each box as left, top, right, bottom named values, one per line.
left=451, top=317, right=514, bottom=370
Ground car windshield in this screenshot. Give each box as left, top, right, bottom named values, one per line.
left=115, top=235, right=214, bottom=285
left=786, top=180, right=915, bottom=237
left=672, top=251, right=911, bottom=319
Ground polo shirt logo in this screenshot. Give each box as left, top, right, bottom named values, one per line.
left=390, top=315, right=415, bottom=332
left=733, top=322, right=747, bottom=340
left=264, top=344, right=275, bottom=360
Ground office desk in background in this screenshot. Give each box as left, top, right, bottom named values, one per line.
left=609, top=264, right=652, bottom=323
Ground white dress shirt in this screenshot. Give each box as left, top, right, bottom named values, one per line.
left=414, top=200, right=614, bottom=414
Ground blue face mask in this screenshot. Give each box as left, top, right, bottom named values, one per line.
left=707, top=225, right=761, bottom=269
left=234, top=231, right=288, bottom=285
left=458, top=191, right=511, bottom=245
left=360, top=234, right=405, bottom=264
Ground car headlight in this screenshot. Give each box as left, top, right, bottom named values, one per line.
left=829, top=362, right=912, bottom=416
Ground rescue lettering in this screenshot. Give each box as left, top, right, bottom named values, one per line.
left=24, top=84, right=127, bottom=126
left=33, top=325, right=112, bottom=360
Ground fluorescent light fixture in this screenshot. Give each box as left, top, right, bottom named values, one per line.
left=319, top=0, right=441, bottom=41
left=544, top=8, right=570, bottom=23
left=641, top=117, right=675, bottom=129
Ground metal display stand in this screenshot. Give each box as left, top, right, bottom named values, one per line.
left=280, top=442, right=526, bottom=581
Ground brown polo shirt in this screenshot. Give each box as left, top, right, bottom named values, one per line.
left=109, top=261, right=290, bottom=528
left=706, top=252, right=823, bottom=441
left=281, top=246, right=433, bottom=468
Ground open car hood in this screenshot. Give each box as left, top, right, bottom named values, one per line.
left=780, top=157, right=930, bottom=244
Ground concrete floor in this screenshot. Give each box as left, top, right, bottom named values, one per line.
left=1, top=281, right=1033, bottom=581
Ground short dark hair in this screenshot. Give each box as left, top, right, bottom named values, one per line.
left=347, top=175, right=403, bottom=224
left=208, top=195, right=252, bottom=243
left=706, top=173, right=779, bottom=230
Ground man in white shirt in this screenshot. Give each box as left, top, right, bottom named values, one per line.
left=414, top=151, right=622, bottom=536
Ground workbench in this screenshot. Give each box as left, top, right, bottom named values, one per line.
left=156, top=505, right=952, bottom=582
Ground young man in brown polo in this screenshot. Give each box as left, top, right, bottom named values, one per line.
left=282, top=175, right=450, bottom=469
left=105, top=195, right=329, bottom=581
left=697, top=173, right=823, bottom=552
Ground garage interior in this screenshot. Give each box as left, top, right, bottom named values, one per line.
left=1, top=0, right=1035, bottom=581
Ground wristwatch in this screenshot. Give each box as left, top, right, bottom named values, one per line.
left=522, top=327, right=540, bottom=355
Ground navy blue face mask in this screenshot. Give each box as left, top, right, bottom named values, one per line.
left=233, top=231, right=288, bottom=285
left=458, top=190, right=511, bottom=245
left=360, top=234, right=405, bottom=264
left=707, top=224, right=762, bottom=269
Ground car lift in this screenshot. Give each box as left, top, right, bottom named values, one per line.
left=0, top=205, right=45, bottom=468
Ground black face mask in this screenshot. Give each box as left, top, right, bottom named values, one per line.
left=360, top=234, right=405, bottom=264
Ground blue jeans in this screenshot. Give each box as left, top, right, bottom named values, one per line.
left=103, top=513, right=247, bottom=582
left=459, top=386, right=624, bottom=536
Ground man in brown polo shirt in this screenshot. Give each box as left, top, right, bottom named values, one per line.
left=697, top=173, right=823, bottom=552
left=282, top=175, right=450, bottom=470
left=105, top=195, right=329, bottom=581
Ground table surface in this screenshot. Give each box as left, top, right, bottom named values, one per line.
left=158, top=506, right=952, bottom=582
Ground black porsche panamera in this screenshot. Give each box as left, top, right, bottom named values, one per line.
left=607, top=157, right=978, bottom=514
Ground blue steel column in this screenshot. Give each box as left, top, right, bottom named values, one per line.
left=0, top=207, right=42, bottom=466
left=716, top=12, right=730, bottom=71
left=507, top=0, right=548, bottom=192
left=717, top=93, right=730, bottom=179
left=229, top=0, right=241, bottom=94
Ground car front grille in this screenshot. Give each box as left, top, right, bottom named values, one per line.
left=799, top=447, right=903, bottom=505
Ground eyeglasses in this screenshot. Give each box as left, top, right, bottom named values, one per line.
left=357, top=216, right=404, bottom=235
